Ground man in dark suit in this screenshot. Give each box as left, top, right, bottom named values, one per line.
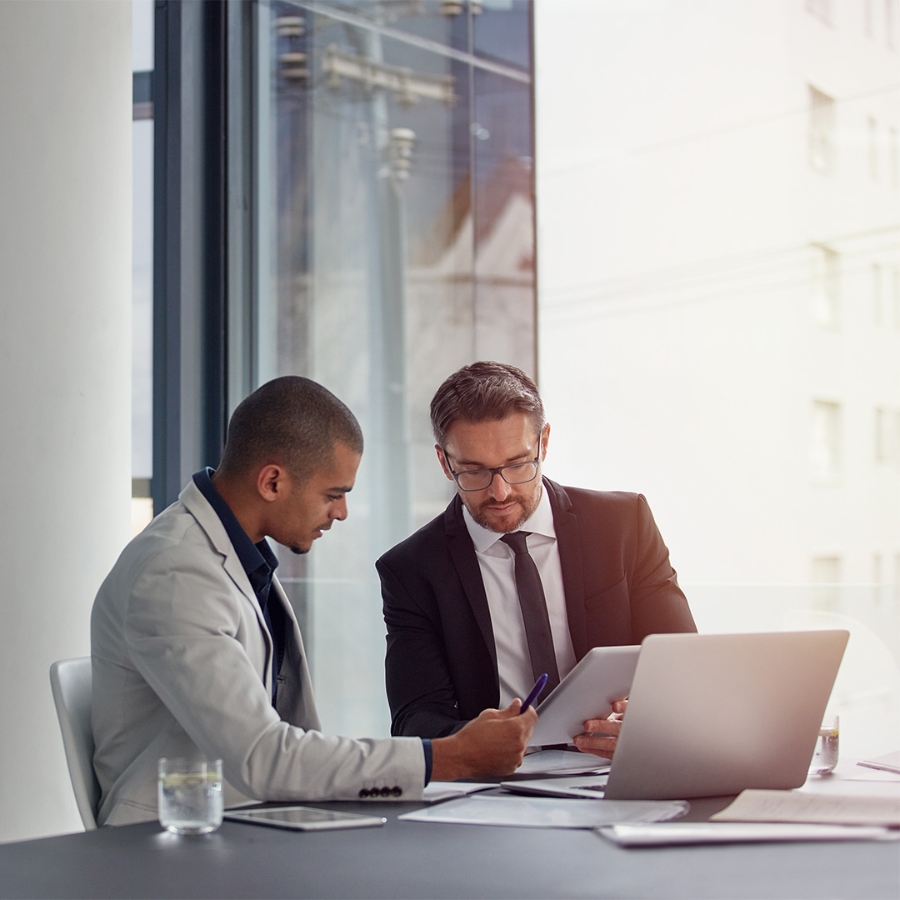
left=378, top=361, right=696, bottom=757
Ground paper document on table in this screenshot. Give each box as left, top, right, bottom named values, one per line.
left=421, top=782, right=494, bottom=803
left=711, top=788, right=900, bottom=827
left=858, top=750, right=900, bottom=775
left=599, top=822, right=899, bottom=847
left=515, top=749, right=610, bottom=776
left=399, top=794, right=686, bottom=829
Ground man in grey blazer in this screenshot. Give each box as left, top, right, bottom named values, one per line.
left=379, top=362, right=696, bottom=757
left=92, top=376, right=535, bottom=826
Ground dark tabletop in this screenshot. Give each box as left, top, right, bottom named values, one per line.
left=0, top=794, right=897, bottom=900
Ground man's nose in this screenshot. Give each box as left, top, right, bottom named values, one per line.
left=486, top=471, right=511, bottom=500
left=330, top=497, right=348, bottom=521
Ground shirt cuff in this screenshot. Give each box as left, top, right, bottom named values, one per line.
left=422, top=738, right=433, bottom=785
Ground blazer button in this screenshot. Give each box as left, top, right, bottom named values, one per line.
left=391, top=786, right=402, bottom=797
left=358, top=789, right=370, bottom=798
left=379, top=786, right=391, bottom=797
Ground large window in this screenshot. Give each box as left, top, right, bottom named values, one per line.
left=537, top=0, right=900, bottom=758
left=135, top=0, right=533, bottom=739
left=253, top=0, right=535, bottom=736
left=141, top=0, right=898, bottom=757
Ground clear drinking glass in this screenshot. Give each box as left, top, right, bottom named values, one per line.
left=158, top=758, right=224, bottom=834
left=808, top=714, right=839, bottom=776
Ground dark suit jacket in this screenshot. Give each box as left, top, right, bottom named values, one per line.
left=378, top=479, right=696, bottom=738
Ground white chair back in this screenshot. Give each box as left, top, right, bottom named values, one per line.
left=49, top=657, right=100, bottom=830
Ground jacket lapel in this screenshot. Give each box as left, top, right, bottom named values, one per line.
left=546, top=479, right=589, bottom=660
left=179, top=480, right=276, bottom=691
left=444, top=496, right=498, bottom=673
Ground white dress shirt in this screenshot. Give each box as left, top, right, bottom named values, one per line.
left=462, top=486, right=577, bottom=707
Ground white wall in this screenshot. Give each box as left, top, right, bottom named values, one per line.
left=0, top=0, right=132, bottom=842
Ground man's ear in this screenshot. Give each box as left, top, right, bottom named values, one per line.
left=540, top=423, right=551, bottom=461
left=435, top=444, right=454, bottom=482
left=257, top=464, right=288, bottom=502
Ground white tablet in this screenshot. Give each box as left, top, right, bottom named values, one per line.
left=224, top=806, right=386, bottom=831
left=528, top=645, right=640, bottom=747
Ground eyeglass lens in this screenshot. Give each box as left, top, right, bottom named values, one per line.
left=455, top=461, right=538, bottom=491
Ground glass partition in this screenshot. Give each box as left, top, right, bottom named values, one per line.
left=254, top=0, right=535, bottom=736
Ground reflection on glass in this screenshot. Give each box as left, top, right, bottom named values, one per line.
left=257, top=0, right=535, bottom=736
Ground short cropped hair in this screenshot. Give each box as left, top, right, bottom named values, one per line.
left=430, top=361, right=545, bottom=447
left=218, top=376, right=363, bottom=482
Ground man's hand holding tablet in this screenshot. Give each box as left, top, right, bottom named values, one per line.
left=527, top=646, right=640, bottom=749
left=573, top=699, right=628, bottom=758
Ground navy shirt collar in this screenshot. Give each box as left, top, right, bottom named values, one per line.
left=192, top=468, right=279, bottom=591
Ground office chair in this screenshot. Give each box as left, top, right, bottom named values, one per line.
left=49, top=657, right=100, bottom=830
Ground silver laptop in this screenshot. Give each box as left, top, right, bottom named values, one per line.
left=504, top=630, right=849, bottom=801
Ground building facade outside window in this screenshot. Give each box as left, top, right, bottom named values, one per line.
left=536, top=1, right=900, bottom=758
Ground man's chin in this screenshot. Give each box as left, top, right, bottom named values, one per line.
left=289, top=528, right=329, bottom=555
left=472, top=506, right=527, bottom=534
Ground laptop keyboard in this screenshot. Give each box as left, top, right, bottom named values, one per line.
left=501, top=773, right=612, bottom=800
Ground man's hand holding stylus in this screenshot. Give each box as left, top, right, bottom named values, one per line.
left=431, top=700, right=537, bottom=781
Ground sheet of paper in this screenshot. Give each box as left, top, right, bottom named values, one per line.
left=711, top=788, right=900, bottom=827
left=599, top=822, right=899, bottom=847
left=421, top=782, right=494, bottom=803
left=801, top=766, right=900, bottom=792
left=858, top=750, right=900, bottom=775
left=399, top=794, right=686, bottom=829
left=515, top=748, right=610, bottom=776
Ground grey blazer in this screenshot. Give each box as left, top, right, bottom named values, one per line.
left=91, top=479, right=424, bottom=826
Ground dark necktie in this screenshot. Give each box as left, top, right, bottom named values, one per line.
left=249, top=565, right=285, bottom=705
left=500, top=531, right=561, bottom=695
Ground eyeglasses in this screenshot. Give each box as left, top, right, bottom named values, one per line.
left=444, top=448, right=541, bottom=492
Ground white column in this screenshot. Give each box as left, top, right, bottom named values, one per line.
left=0, top=0, right=132, bottom=841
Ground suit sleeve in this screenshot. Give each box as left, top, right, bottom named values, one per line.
left=628, top=494, right=696, bottom=639
left=123, top=544, right=426, bottom=802
left=379, top=555, right=468, bottom=739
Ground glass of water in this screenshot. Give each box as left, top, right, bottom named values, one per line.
left=158, top=758, right=223, bottom=834
left=808, top=714, right=839, bottom=776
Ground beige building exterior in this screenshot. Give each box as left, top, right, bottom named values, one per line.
left=536, top=0, right=900, bottom=756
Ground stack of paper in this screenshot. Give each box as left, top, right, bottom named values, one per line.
left=599, top=822, right=897, bottom=847
left=421, top=782, right=494, bottom=804
left=516, top=748, right=610, bottom=776
left=597, top=781, right=900, bottom=847
left=711, top=788, right=900, bottom=828
left=858, top=750, right=900, bottom=775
